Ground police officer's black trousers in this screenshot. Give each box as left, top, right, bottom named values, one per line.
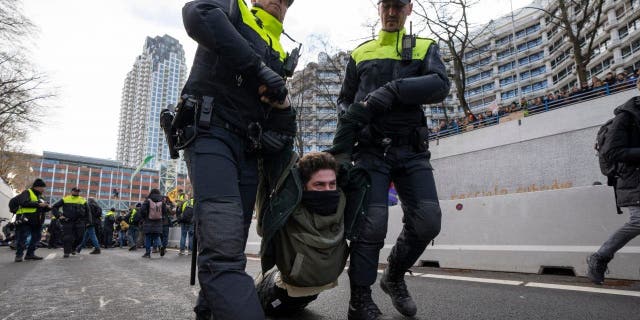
left=349, top=146, right=442, bottom=287
left=184, top=125, right=264, bottom=320
left=62, top=221, right=85, bottom=255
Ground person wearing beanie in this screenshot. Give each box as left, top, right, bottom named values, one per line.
left=12, top=178, right=51, bottom=262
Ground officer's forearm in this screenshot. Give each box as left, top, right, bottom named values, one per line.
left=182, top=4, right=261, bottom=72
left=616, top=147, right=640, bottom=163
left=393, top=73, right=451, bottom=105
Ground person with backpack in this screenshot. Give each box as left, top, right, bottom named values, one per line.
left=51, top=187, right=91, bottom=258
left=177, top=198, right=194, bottom=255
left=140, top=189, right=169, bottom=258
left=116, top=210, right=129, bottom=248
left=588, top=78, right=640, bottom=285
left=11, top=178, right=51, bottom=262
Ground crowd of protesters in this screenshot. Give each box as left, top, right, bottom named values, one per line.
left=431, top=69, right=640, bottom=137
left=2, top=183, right=195, bottom=260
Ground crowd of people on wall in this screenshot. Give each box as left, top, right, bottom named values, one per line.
left=430, top=69, right=640, bottom=137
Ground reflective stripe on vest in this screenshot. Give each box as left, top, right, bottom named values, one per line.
left=63, top=195, right=87, bottom=205
left=239, top=1, right=286, bottom=62
left=182, top=199, right=194, bottom=212
left=351, top=28, right=433, bottom=66
left=16, top=189, right=38, bottom=215
left=129, top=209, right=137, bottom=224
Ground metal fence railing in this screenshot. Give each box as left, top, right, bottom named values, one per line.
left=429, top=80, right=638, bottom=141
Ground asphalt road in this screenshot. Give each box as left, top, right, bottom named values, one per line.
left=1, top=247, right=639, bottom=320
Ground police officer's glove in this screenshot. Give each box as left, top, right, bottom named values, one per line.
left=326, top=103, right=371, bottom=165
left=364, top=82, right=399, bottom=114
left=261, top=130, right=293, bottom=154
left=257, top=62, right=288, bottom=103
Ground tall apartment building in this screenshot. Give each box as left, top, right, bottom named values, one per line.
left=426, top=0, right=640, bottom=127
left=288, top=52, right=349, bottom=154
left=116, top=35, right=187, bottom=192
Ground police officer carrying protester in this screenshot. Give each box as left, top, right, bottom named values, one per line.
left=13, top=178, right=51, bottom=262
left=52, top=187, right=92, bottom=258
left=180, top=0, right=298, bottom=318
left=328, top=0, right=450, bottom=318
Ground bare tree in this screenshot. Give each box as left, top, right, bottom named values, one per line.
left=288, top=35, right=349, bottom=156
left=413, top=0, right=486, bottom=120
left=533, top=0, right=606, bottom=85
left=0, top=0, right=53, bottom=185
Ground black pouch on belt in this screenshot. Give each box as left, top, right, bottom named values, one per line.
left=413, top=127, right=430, bottom=152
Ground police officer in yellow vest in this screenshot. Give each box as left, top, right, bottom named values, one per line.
left=181, top=0, right=298, bottom=318
left=328, top=0, right=450, bottom=319
left=51, top=187, right=91, bottom=258
left=13, top=178, right=51, bottom=262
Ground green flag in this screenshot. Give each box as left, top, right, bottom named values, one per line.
left=130, top=155, right=154, bottom=185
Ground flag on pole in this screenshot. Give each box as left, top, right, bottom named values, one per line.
left=130, top=155, right=154, bottom=185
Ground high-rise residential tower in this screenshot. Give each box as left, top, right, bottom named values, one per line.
left=116, top=35, right=187, bottom=193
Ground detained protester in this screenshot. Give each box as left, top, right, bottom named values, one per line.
left=255, top=152, right=354, bottom=316
left=177, top=0, right=298, bottom=318
left=328, top=0, right=450, bottom=318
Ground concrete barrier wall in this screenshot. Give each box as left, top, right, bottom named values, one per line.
left=245, top=186, right=640, bottom=280
left=430, top=90, right=637, bottom=200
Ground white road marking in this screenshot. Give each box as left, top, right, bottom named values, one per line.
left=418, top=274, right=524, bottom=286
left=124, top=297, right=141, bottom=304
left=45, top=253, right=56, bottom=260
left=31, top=307, right=57, bottom=317
left=99, top=296, right=113, bottom=309
left=525, top=282, right=640, bottom=298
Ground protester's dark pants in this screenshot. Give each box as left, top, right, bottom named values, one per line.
left=62, top=221, right=85, bottom=255
left=184, top=125, right=263, bottom=320
left=161, top=224, right=170, bottom=248
left=48, top=220, right=62, bottom=248
left=15, top=223, right=42, bottom=258
left=349, top=146, right=442, bottom=287
left=128, top=226, right=139, bottom=249
left=145, top=233, right=163, bottom=255
left=103, top=227, right=114, bottom=247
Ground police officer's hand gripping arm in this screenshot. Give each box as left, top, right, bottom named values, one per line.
left=183, top=0, right=287, bottom=103
left=329, top=43, right=450, bottom=161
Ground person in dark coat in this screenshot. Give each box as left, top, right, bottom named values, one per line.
left=140, top=189, right=169, bottom=258
left=103, top=208, right=117, bottom=248
left=588, top=78, right=640, bottom=285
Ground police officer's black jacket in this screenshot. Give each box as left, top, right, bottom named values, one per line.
left=606, top=96, right=640, bottom=207
left=51, top=195, right=90, bottom=222
left=182, top=0, right=290, bottom=130
left=338, top=28, right=450, bottom=136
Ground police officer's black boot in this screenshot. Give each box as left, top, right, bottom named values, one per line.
left=348, top=286, right=382, bottom=320
left=380, top=267, right=417, bottom=317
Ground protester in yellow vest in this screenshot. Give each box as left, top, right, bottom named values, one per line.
left=12, top=178, right=51, bottom=262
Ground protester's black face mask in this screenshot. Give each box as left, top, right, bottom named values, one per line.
left=302, top=190, right=340, bottom=216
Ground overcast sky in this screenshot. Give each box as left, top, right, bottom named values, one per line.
left=21, top=0, right=531, bottom=160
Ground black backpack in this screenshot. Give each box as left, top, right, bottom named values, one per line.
left=595, top=117, right=618, bottom=179
left=8, top=194, right=20, bottom=214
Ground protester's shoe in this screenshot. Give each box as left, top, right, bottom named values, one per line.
left=160, top=246, right=166, bottom=257
left=587, top=253, right=609, bottom=285
left=14, top=256, right=23, bottom=262
left=379, top=267, right=417, bottom=316
left=348, top=286, right=383, bottom=320
left=142, top=253, right=151, bottom=259
left=71, top=251, right=76, bottom=255
left=90, top=248, right=101, bottom=255
left=24, top=255, right=44, bottom=260
left=128, top=246, right=136, bottom=251
left=179, top=250, right=185, bottom=256
left=63, top=254, right=70, bottom=258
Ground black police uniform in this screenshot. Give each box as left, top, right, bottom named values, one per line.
left=336, top=27, right=450, bottom=304
left=51, top=194, right=91, bottom=256
left=181, top=1, right=295, bottom=319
